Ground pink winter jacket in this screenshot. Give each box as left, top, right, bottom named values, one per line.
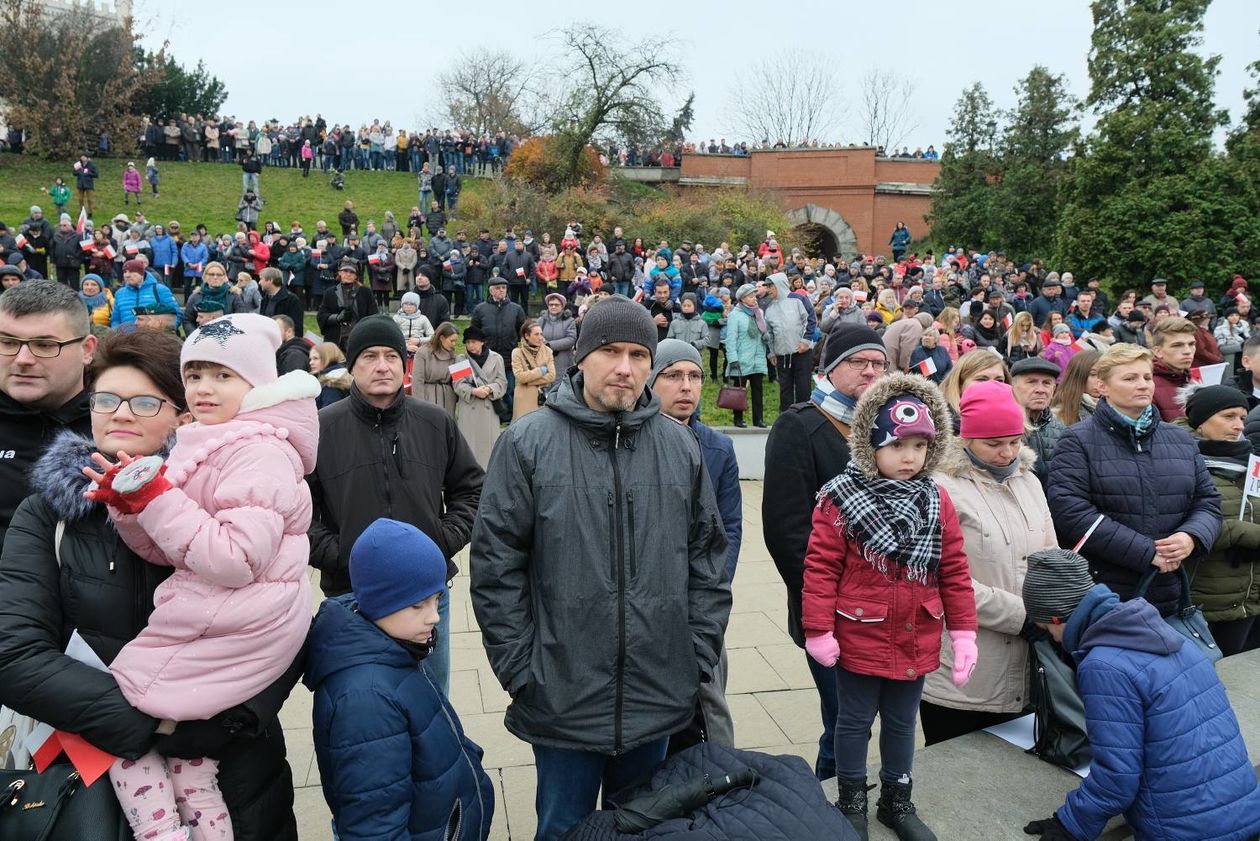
left=109, top=371, right=320, bottom=721
left=123, top=168, right=142, bottom=192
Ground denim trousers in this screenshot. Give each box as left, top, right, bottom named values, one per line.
left=532, top=737, right=669, bottom=841
left=834, top=664, right=924, bottom=784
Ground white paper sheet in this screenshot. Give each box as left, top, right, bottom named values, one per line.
left=983, top=713, right=1091, bottom=778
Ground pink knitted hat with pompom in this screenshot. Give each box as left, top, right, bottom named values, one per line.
left=181, top=313, right=281, bottom=386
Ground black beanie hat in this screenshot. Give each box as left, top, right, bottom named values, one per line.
left=574, top=295, right=658, bottom=364
left=346, top=316, right=407, bottom=371
left=1184, top=384, right=1249, bottom=430
left=822, top=323, right=886, bottom=374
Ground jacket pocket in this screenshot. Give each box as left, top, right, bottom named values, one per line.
left=835, top=596, right=889, bottom=623
left=921, top=594, right=945, bottom=621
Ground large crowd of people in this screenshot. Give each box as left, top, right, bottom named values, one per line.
left=1, top=167, right=1259, bottom=841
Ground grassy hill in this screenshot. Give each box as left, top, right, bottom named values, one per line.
left=0, top=153, right=495, bottom=236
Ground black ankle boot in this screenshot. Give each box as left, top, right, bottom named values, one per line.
left=875, top=778, right=936, bottom=841
left=835, top=778, right=874, bottom=841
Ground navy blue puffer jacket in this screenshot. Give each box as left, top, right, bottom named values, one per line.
left=304, top=595, right=494, bottom=840
left=1057, top=586, right=1260, bottom=841
left=1047, top=400, right=1221, bottom=615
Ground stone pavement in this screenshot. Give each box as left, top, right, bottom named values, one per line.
left=283, top=479, right=855, bottom=840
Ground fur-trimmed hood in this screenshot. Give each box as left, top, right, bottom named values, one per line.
left=933, top=437, right=1038, bottom=480
left=318, top=364, right=353, bottom=390
left=847, top=372, right=954, bottom=480
left=29, top=429, right=173, bottom=522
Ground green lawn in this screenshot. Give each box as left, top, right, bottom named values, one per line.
left=0, top=153, right=494, bottom=238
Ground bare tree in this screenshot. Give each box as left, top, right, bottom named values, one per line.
left=858, top=68, right=918, bottom=153
left=549, top=23, right=682, bottom=187
left=435, top=49, right=550, bottom=136
left=726, top=54, right=841, bottom=146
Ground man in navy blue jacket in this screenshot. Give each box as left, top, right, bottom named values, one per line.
left=650, top=339, right=741, bottom=747
left=1020, top=549, right=1260, bottom=841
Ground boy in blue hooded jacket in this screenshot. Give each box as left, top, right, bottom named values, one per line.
left=1020, top=549, right=1260, bottom=841
left=305, top=518, right=494, bottom=840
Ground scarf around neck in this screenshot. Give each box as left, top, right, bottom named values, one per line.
left=1111, top=402, right=1155, bottom=436
left=740, top=302, right=767, bottom=335
left=822, top=460, right=942, bottom=584
left=811, top=378, right=857, bottom=427
left=964, top=446, right=1021, bottom=482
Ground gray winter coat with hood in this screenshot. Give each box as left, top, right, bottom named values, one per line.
left=470, top=370, right=731, bottom=754
left=763, top=272, right=813, bottom=357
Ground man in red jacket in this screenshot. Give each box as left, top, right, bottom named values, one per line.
left=1151, top=317, right=1197, bottom=420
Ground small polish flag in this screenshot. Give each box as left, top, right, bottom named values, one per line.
left=917, top=357, right=938, bottom=377
left=1179, top=309, right=1189, bottom=318
left=448, top=359, right=474, bottom=382
left=288, top=271, right=295, bottom=283
left=1189, top=362, right=1228, bottom=385
left=854, top=290, right=868, bottom=303
left=125, top=244, right=139, bottom=255
left=76, top=206, right=88, bottom=235
left=188, top=261, right=201, bottom=272
left=442, top=260, right=453, bottom=271
left=14, top=233, right=27, bottom=249
left=163, top=265, right=171, bottom=276
left=1002, top=312, right=1012, bottom=329
left=101, top=244, right=116, bottom=259
left=516, top=267, right=526, bottom=277
left=367, top=253, right=382, bottom=265
left=79, top=238, right=94, bottom=251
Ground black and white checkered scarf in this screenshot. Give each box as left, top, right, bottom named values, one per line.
left=821, top=460, right=942, bottom=584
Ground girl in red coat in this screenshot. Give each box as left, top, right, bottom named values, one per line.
left=802, top=372, right=979, bottom=841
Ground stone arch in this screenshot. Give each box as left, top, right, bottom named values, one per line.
left=785, top=204, right=858, bottom=260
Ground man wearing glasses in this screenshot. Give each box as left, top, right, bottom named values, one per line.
left=0, top=280, right=95, bottom=550
left=763, top=322, right=888, bottom=783
left=647, top=339, right=741, bottom=751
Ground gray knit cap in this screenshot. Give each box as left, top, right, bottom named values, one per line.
left=648, top=338, right=702, bottom=387
left=1022, top=549, right=1096, bottom=624
left=574, top=295, right=658, bottom=364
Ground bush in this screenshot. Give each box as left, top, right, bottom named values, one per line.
left=504, top=136, right=606, bottom=193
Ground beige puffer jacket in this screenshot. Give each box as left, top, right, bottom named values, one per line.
left=924, top=442, right=1057, bottom=713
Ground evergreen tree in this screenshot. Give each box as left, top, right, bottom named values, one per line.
left=987, top=67, right=1078, bottom=262
left=1056, top=0, right=1235, bottom=289
left=929, top=82, right=1000, bottom=250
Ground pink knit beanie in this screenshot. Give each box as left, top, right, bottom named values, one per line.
left=181, top=313, right=281, bottom=387
left=959, top=380, right=1026, bottom=439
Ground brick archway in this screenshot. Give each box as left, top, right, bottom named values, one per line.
left=785, top=204, right=858, bottom=260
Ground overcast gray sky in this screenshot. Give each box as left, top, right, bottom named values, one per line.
left=132, top=0, right=1258, bottom=149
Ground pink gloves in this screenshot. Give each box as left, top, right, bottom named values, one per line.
left=949, top=629, right=978, bottom=687
left=86, top=455, right=172, bottom=515
left=805, top=632, right=840, bottom=667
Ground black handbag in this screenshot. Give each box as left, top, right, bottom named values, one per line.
left=0, top=766, right=129, bottom=841
left=1026, top=638, right=1091, bottom=770
left=1132, top=566, right=1222, bottom=664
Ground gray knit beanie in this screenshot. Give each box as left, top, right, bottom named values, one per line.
left=648, top=338, right=702, bottom=387
left=1022, top=549, right=1096, bottom=625
left=575, top=295, right=658, bottom=364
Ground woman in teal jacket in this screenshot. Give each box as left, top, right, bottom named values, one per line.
left=724, top=283, right=769, bottom=427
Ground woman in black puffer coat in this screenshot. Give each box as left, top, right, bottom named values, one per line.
left=0, top=330, right=299, bottom=841
left=1048, top=343, right=1221, bottom=615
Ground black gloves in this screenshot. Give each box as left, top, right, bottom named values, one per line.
left=1024, top=815, right=1075, bottom=840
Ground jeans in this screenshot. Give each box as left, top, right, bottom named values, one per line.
left=806, top=655, right=838, bottom=779
left=339, top=147, right=352, bottom=171
left=501, top=366, right=515, bottom=422
left=776, top=350, right=815, bottom=409
left=410, top=149, right=421, bottom=173
left=613, top=281, right=631, bottom=297
left=369, top=150, right=381, bottom=170
left=419, top=189, right=431, bottom=211
left=241, top=172, right=258, bottom=194
left=447, top=193, right=458, bottom=215
left=532, top=737, right=669, bottom=841
left=834, top=664, right=924, bottom=784
left=467, top=282, right=484, bottom=309
left=422, top=586, right=451, bottom=695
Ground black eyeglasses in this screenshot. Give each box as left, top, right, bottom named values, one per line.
left=88, top=392, right=177, bottom=417
left=0, top=335, right=87, bottom=358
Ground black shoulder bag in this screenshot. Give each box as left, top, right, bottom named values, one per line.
left=1026, top=638, right=1091, bottom=771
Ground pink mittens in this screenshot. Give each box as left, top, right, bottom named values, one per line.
left=805, top=632, right=840, bottom=667
left=949, top=629, right=978, bottom=687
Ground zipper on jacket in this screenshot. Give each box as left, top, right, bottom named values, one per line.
left=607, top=492, right=617, bottom=579
left=431, top=672, right=486, bottom=840
left=611, top=420, right=627, bottom=754
left=376, top=418, right=394, bottom=516
left=627, top=491, right=637, bottom=580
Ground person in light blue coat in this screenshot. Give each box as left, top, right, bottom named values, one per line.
left=148, top=224, right=178, bottom=277
left=1021, top=549, right=1260, bottom=841
left=110, top=259, right=181, bottom=327
left=724, top=284, right=769, bottom=428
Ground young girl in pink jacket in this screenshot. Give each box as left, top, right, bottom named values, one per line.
left=86, top=313, right=320, bottom=841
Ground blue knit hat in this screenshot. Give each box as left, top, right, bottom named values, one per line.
left=350, top=519, right=447, bottom=620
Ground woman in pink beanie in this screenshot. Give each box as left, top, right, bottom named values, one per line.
left=84, top=313, right=321, bottom=841
left=923, top=379, right=1058, bottom=746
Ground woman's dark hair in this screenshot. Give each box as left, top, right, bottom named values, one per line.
left=520, top=318, right=540, bottom=340
left=89, top=329, right=187, bottom=411
left=429, top=321, right=458, bottom=353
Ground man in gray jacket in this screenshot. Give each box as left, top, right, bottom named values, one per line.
left=760, top=266, right=815, bottom=409
left=470, top=297, right=731, bottom=841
